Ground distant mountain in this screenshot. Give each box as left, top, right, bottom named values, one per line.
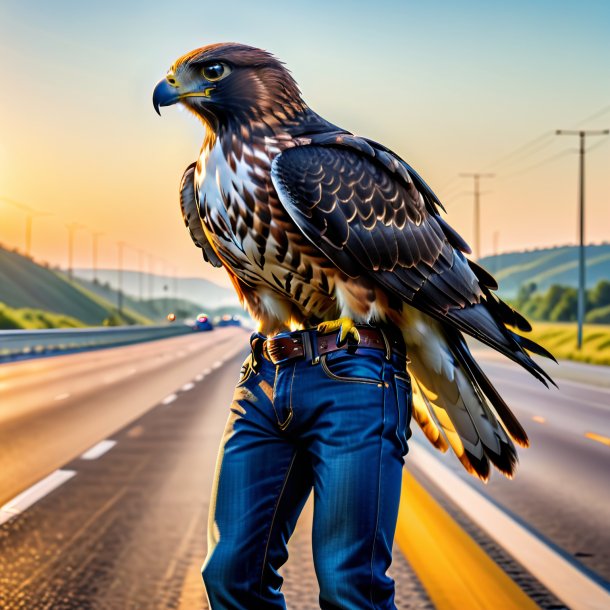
left=74, top=268, right=238, bottom=309
left=479, top=244, right=610, bottom=298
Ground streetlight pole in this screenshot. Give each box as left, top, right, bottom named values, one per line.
left=0, top=197, right=50, bottom=257
left=66, top=223, right=83, bottom=281
left=117, top=241, right=125, bottom=318
left=556, top=128, right=609, bottom=349
left=92, top=232, right=104, bottom=283
left=459, top=173, right=495, bottom=260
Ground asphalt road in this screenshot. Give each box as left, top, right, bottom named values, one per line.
left=0, top=327, right=247, bottom=506
left=0, top=332, right=607, bottom=608
left=418, top=349, right=610, bottom=583
left=0, top=329, right=431, bottom=609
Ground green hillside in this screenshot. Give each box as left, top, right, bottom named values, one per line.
left=0, top=246, right=151, bottom=327
left=479, top=244, right=610, bottom=298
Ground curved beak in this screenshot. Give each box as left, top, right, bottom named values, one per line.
left=153, top=78, right=180, bottom=116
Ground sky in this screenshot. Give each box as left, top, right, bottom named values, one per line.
left=0, top=0, right=609, bottom=287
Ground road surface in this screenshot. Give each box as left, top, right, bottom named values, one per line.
left=0, top=330, right=608, bottom=608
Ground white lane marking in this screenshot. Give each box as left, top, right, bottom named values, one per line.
left=203, top=368, right=212, bottom=375
left=181, top=382, right=195, bottom=392
left=54, top=393, right=70, bottom=401
left=212, top=360, right=223, bottom=369
left=409, top=444, right=610, bottom=610
left=195, top=374, right=204, bottom=382
left=103, top=368, right=137, bottom=384
left=0, top=470, right=77, bottom=526
left=80, top=439, right=117, bottom=460
left=532, top=415, right=546, bottom=424
left=162, top=393, right=177, bottom=405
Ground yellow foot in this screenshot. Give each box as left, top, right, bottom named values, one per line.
left=317, top=317, right=361, bottom=345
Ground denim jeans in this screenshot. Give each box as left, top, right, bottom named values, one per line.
left=202, top=331, right=413, bottom=609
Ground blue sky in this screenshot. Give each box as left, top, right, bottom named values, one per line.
left=1, top=0, right=608, bottom=280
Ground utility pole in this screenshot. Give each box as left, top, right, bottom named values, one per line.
left=117, top=241, right=125, bottom=319
left=148, top=254, right=154, bottom=301
left=92, top=232, right=103, bottom=283
left=459, top=173, right=494, bottom=260
left=138, top=250, right=144, bottom=301
left=0, top=197, right=50, bottom=257
left=66, top=223, right=83, bottom=281
left=556, top=128, right=609, bottom=349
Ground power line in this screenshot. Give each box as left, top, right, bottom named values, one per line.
left=556, top=128, right=609, bottom=350
left=496, top=148, right=575, bottom=180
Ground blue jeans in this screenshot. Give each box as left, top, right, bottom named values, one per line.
left=202, top=331, right=413, bottom=609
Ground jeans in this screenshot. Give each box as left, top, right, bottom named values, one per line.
left=202, top=331, right=413, bottom=609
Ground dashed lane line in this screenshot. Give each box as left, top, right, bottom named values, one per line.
left=80, top=440, right=117, bottom=460
left=402, top=444, right=610, bottom=610
left=161, top=393, right=178, bottom=406
left=54, top=392, right=70, bottom=401
left=584, top=432, right=610, bottom=447
left=181, top=382, right=195, bottom=392
left=211, top=360, right=223, bottom=370
left=0, top=470, right=76, bottom=526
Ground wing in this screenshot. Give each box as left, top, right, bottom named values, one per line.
left=179, top=163, right=222, bottom=267
left=271, top=136, right=554, bottom=385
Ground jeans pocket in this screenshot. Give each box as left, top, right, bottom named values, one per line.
left=320, top=351, right=382, bottom=385
left=393, top=373, right=412, bottom=456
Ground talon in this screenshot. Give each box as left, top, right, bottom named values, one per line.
left=317, top=317, right=360, bottom=346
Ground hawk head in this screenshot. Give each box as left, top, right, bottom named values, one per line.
left=153, top=43, right=305, bottom=129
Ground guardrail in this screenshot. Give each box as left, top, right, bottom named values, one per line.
left=0, top=325, right=194, bottom=362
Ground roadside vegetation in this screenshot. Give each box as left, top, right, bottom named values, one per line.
left=523, top=322, right=610, bottom=366
left=513, top=280, right=610, bottom=324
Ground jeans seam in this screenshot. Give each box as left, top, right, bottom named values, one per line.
left=369, top=361, right=386, bottom=609
left=258, top=449, right=299, bottom=597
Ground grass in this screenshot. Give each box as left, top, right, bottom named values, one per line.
left=0, top=246, right=152, bottom=327
left=523, top=322, right=610, bottom=366
left=0, top=302, right=85, bottom=330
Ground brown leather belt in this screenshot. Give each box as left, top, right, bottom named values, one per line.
left=262, top=326, right=406, bottom=365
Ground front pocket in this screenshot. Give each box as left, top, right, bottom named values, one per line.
left=320, top=352, right=381, bottom=385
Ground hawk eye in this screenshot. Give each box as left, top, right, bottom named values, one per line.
left=202, top=62, right=230, bottom=81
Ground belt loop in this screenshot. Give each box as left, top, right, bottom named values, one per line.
left=301, top=329, right=313, bottom=362
left=378, top=327, right=391, bottom=361
left=310, top=328, right=320, bottom=365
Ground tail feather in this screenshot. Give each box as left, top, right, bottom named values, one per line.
left=402, top=307, right=523, bottom=481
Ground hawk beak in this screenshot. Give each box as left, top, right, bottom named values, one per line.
left=153, top=78, right=181, bottom=115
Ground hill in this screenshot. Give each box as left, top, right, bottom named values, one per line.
left=74, top=276, right=242, bottom=323
left=479, top=244, right=610, bottom=299
left=0, top=246, right=149, bottom=327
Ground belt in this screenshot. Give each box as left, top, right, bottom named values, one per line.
left=260, top=325, right=406, bottom=365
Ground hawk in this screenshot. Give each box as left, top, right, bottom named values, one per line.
left=153, top=43, right=554, bottom=481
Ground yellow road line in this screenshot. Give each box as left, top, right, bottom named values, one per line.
left=584, top=432, right=610, bottom=447
left=394, top=469, right=538, bottom=610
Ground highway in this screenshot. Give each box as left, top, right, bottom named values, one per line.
left=0, top=329, right=608, bottom=609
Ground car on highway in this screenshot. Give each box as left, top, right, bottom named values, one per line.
left=193, top=314, right=214, bottom=332
left=215, top=314, right=242, bottom=328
